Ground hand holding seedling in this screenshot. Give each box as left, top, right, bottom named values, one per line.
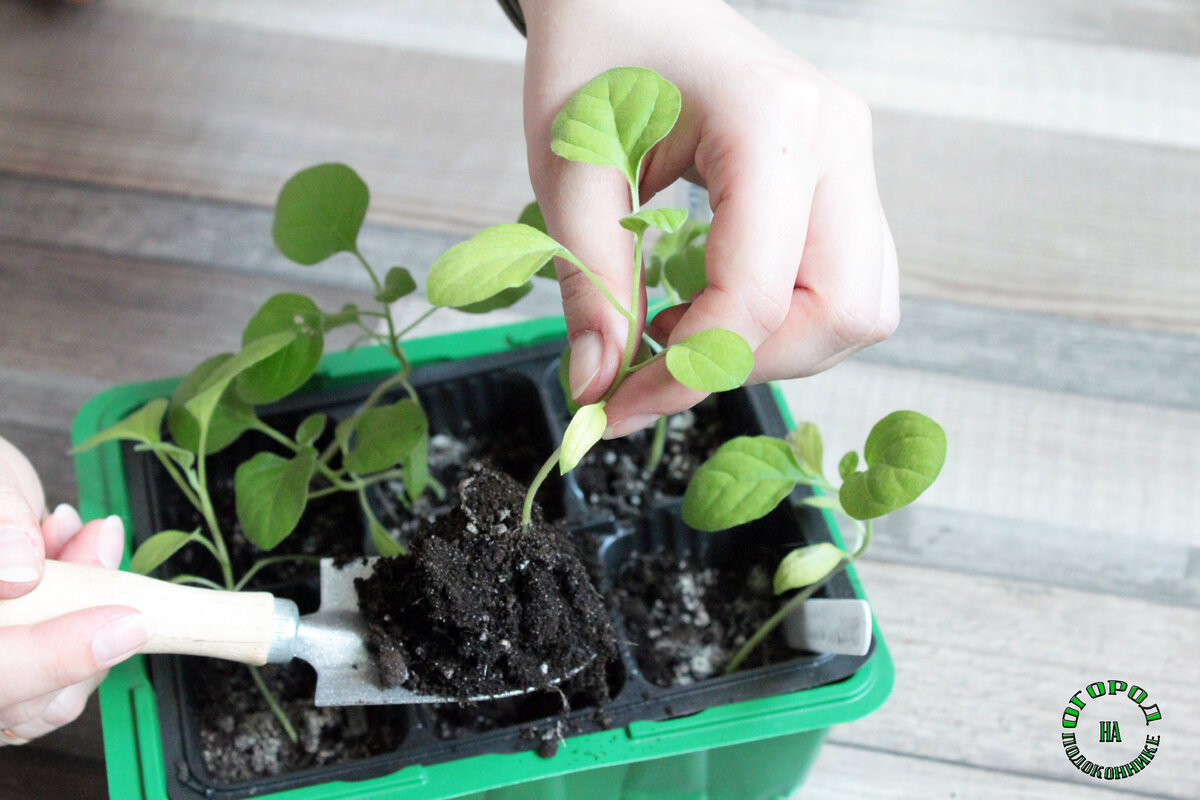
left=521, top=0, right=898, bottom=437
left=0, top=436, right=149, bottom=745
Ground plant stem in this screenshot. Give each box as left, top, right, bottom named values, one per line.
left=233, top=555, right=321, bottom=592
left=723, top=558, right=849, bottom=674
left=521, top=447, right=561, bottom=530
left=396, top=306, right=439, bottom=339
left=151, top=451, right=203, bottom=510
left=195, top=426, right=235, bottom=590
left=644, top=415, right=668, bottom=475
left=247, top=665, right=298, bottom=744
left=852, top=519, right=873, bottom=560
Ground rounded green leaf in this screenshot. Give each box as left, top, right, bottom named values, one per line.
left=619, top=207, right=687, bottom=236
left=74, top=397, right=167, bottom=452
left=665, top=329, right=753, bottom=392
left=456, top=282, right=534, bottom=314
left=682, top=436, right=805, bottom=531
left=183, top=331, right=297, bottom=432
left=518, top=200, right=547, bottom=233
left=774, top=543, right=848, bottom=594
left=551, top=67, right=681, bottom=188
left=560, top=402, right=607, bottom=474
left=236, top=293, right=324, bottom=405
left=272, top=163, right=368, bottom=265
left=343, top=399, right=428, bottom=475
left=839, top=411, right=947, bottom=520
left=426, top=224, right=564, bottom=308
left=663, top=246, right=707, bottom=300
left=235, top=448, right=317, bottom=551
left=375, top=267, right=417, bottom=303
left=168, top=354, right=257, bottom=454
left=130, top=529, right=201, bottom=575
left=295, top=413, right=327, bottom=448
left=652, top=220, right=709, bottom=263
left=838, top=450, right=859, bottom=481
left=787, top=422, right=825, bottom=480
left=369, top=519, right=405, bottom=558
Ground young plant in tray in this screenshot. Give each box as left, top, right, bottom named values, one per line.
left=426, top=67, right=752, bottom=525
left=683, top=411, right=948, bottom=671
left=72, top=162, right=486, bottom=738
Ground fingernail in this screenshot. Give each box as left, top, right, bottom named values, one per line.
left=603, top=414, right=660, bottom=440
left=569, top=331, right=603, bottom=401
left=51, top=503, right=84, bottom=543
left=0, top=526, right=41, bottom=584
left=93, top=613, right=155, bottom=666
left=97, top=515, right=125, bottom=570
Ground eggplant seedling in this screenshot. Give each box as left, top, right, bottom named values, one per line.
left=425, top=67, right=754, bottom=528
left=682, top=411, right=947, bottom=672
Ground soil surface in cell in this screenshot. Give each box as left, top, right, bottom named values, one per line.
left=613, top=550, right=783, bottom=686
left=355, top=464, right=617, bottom=705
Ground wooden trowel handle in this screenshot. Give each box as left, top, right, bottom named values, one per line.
left=0, top=561, right=284, bottom=665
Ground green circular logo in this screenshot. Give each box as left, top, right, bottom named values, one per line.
left=1060, top=680, right=1162, bottom=781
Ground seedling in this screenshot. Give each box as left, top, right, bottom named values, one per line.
left=683, top=411, right=947, bottom=671
left=425, top=67, right=753, bottom=527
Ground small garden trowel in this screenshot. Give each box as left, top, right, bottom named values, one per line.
left=0, top=557, right=584, bottom=706
left=784, top=598, right=873, bottom=656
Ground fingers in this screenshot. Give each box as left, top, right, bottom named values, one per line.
left=0, top=673, right=105, bottom=742
left=0, top=437, right=47, bottom=598
left=56, top=515, right=125, bottom=571
left=0, top=606, right=153, bottom=707
left=41, top=503, right=84, bottom=560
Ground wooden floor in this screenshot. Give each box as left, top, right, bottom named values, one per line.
left=2, top=1, right=1197, bottom=798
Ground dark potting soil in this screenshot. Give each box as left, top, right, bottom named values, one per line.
left=614, top=551, right=782, bottom=686
left=354, top=464, right=618, bottom=709
left=574, top=402, right=724, bottom=519
left=185, top=658, right=405, bottom=783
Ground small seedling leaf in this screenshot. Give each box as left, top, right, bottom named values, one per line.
left=551, top=67, right=681, bottom=188
left=619, top=207, right=688, bottom=236
left=343, top=399, right=428, bottom=474
left=184, top=331, right=297, bottom=433
left=135, top=441, right=197, bottom=472
left=645, top=256, right=663, bottom=287
left=130, top=529, right=202, bottom=575
left=787, top=422, right=825, bottom=480
left=838, top=451, right=859, bottom=481
left=235, top=448, right=317, bottom=551
left=375, top=267, right=417, bottom=303
left=518, top=202, right=558, bottom=279
left=652, top=220, right=709, bottom=263
left=272, top=163, right=369, bottom=265
left=665, top=328, right=753, bottom=392
left=402, top=435, right=431, bottom=505
left=236, top=293, right=324, bottom=405
left=295, top=413, right=327, bottom=448
left=456, top=281, right=534, bottom=314
left=560, top=402, right=607, bottom=474
left=773, top=543, right=847, bottom=594
left=168, top=354, right=258, bottom=454
left=663, top=246, right=707, bottom=300
left=74, top=398, right=168, bottom=452
left=426, top=224, right=564, bottom=308
left=682, top=436, right=805, bottom=530
left=369, top=519, right=405, bottom=557
left=839, top=411, right=947, bottom=520
left=557, top=345, right=581, bottom=414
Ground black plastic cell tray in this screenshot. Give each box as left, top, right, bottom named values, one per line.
left=122, top=340, right=873, bottom=800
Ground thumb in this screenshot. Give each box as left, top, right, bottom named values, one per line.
left=534, top=158, right=640, bottom=406
left=0, top=437, right=47, bottom=598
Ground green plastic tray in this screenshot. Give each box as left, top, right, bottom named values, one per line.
left=73, top=316, right=893, bottom=800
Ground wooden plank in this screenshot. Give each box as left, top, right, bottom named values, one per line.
left=825, top=561, right=1200, bottom=798
left=779, top=361, right=1200, bottom=547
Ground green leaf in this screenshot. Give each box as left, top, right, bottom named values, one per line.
left=236, top=293, right=324, bottom=405
left=343, top=399, right=428, bottom=474
left=838, top=451, right=859, bottom=481
left=787, top=423, right=825, bottom=480
left=517, top=200, right=547, bottom=233
left=663, top=246, right=707, bottom=300
left=135, top=441, right=196, bottom=472
left=426, top=224, right=565, bottom=308
left=839, top=411, right=947, bottom=520
left=619, top=207, right=687, bottom=236
left=375, top=267, right=417, bottom=303
left=74, top=398, right=167, bottom=452
left=456, top=281, right=534, bottom=314
left=557, top=345, right=581, bottom=414
left=402, top=435, right=430, bottom=505
left=681, top=436, right=805, bottom=531
left=645, top=256, right=663, bottom=287
left=321, top=303, right=361, bottom=332
left=551, top=67, right=681, bottom=189
left=130, top=529, right=202, bottom=575
left=774, top=543, right=848, bottom=594
left=665, top=328, right=753, bottom=392
left=369, top=518, right=405, bottom=557
left=168, top=355, right=258, bottom=455
left=799, top=494, right=842, bottom=512
left=184, top=331, right=297, bottom=434
left=235, top=448, right=317, bottom=551
left=295, top=413, right=327, bottom=447
left=652, top=220, right=709, bottom=263
left=560, top=402, right=607, bottom=474
left=272, top=163, right=369, bottom=265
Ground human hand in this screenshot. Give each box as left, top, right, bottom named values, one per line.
left=0, top=436, right=152, bottom=746
left=522, top=0, right=898, bottom=437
